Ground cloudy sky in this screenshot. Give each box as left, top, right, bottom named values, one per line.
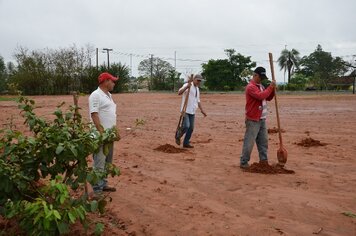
left=1, top=0, right=355, bottom=82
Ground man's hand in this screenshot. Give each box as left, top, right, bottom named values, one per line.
left=270, top=79, right=277, bottom=88
left=114, top=127, right=121, bottom=141
left=201, top=110, right=207, bottom=117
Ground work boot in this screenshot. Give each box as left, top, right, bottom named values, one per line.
left=91, top=191, right=104, bottom=200
left=240, top=163, right=250, bottom=169
left=103, top=185, right=116, bottom=192
left=183, top=144, right=194, bottom=148
left=259, top=160, right=269, bottom=166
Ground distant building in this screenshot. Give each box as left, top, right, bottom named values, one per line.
left=329, top=70, right=356, bottom=91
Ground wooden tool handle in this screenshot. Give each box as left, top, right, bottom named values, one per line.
left=181, top=74, right=194, bottom=115
left=268, top=53, right=284, bottom=147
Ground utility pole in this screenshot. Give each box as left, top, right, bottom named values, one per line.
left=130, top=53, right=137, bottom=92
left=102, top=48, right=113, bottom=70
left=283, top=45, right=287, bottom=91
left=150, top=54, right=153, bottom=90
left=130, top=53, right=133, bottom=77
left=96, top=48, right=98, bottom=70
left=174, top=51, right=177, bottom=92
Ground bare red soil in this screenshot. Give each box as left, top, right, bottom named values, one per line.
left=1, top=93, right=356, bottom=235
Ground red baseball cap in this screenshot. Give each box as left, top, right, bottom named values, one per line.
left=98, top=72, right=119, bottom=84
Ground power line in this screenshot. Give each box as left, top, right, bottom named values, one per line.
left=112, top=50, right=207, bottom=62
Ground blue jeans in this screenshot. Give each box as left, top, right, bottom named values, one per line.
left=240, top=119, right=268, bottom=165
left=92, top=143, right=114, bottom=192
left=182, top=113, right=195, bottom=146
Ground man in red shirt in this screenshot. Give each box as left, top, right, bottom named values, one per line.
left=240, top=67, right=276, bottom=169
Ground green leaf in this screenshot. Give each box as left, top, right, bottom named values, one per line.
left=76, top=208, right=85, bottom=221
left=59, top=194, right=66, bottom=204
left=68, top=212, right=76, bottom=224
left=55, top=144, right=65, bottom=155
left=98, top=199, right=107, bottom=214
left=94, top=223, right=105, bottom=236
left=45, top=210, right=53, bottom=219
left=103, top=144, right=109, bottom=156
left=70, top=145, right=78, bottom=157
left=57, top=222, right=70, bottom=234
left=43, top=218, right=50, bottom=230
left=90, top=200, right=98, bottom=212
left=53, top=210, right=61, bottom=220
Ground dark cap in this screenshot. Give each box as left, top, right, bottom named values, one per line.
left=254, top=67, right=268, bottom=80
left=98, top=72, right=119, bottom=84
left=194, top=74, right=203, bottom=81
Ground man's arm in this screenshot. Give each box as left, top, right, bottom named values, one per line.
left=247, top=81, right=276, bottom=100
left=178, top=82, right=191, bottom=95
left=91, top=112, right=104, bottom=133
left=198, top=102, right=207, bottom=117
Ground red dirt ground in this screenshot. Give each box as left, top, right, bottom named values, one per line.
left=1, top=92, right=356, bottom=235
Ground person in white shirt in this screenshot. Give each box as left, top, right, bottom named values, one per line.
left=176, top=74, right=207, bottom=148
left=89, top=72, right=119, bottom=194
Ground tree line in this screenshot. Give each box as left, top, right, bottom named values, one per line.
left=0, top=44, right=354, bottom=95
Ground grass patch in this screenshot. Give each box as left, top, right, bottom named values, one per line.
left=342, top=212, right=356, bottom=218
left=0, top=96, right=17, bottom=102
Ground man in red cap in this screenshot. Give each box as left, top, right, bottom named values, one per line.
left=89, top=72, right=119, bottom=195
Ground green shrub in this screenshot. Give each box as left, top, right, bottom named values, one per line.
left=0, top=96, right=120, bottom=235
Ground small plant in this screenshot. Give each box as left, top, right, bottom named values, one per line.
left=135, top=118, right=146, bottom=127
left=342, top=212, right=356, bottom=218
left=0, top=96, right=120, bottom=235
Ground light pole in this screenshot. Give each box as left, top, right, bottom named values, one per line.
left=102, top=48, right=113, bottom=69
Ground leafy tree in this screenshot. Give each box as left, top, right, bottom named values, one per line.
left=167, top=69, right=182, bottom=92
left=10, top=47, right=50, bottom=95
left=84, top=63, right=131, bottom=93
left=109, top=63, right=130, bottom=93
left=202, top=49, right=256, bottom=91
left=0, top=56, right=6, bottom=92
left=8, top=45, right=94, bottom=95
left=284, top=73, right=309, bottom=90
left=298, top=45, right=348, bottom=90
left=138, top=57, right=175, bottom=90
left=202, top=59, right=232, bottom=91
left=48, top=45, right=93, bottom=94
left=277, top=48, right=300, bottom=83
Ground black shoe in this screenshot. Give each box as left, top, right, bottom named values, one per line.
left=183, top=144, right=194, bottom=148
left=103, top=185, right=116, bottom=192
left=240, top=163, right=250, bottom=169
left=91, top=191, right=104, bottom=200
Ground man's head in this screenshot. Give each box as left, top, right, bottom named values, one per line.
left=98, top=72, right=119, bottom=91
left=253, top=67, right=268, bottom=83
left=193, top=74, right=203, bottom=86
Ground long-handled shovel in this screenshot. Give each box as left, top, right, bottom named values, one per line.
left=269, top=53, right=288, bottom=167
left=175, top=74, right=193, bottom=145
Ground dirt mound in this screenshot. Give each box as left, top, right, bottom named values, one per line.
left=243, top=162, right=295, bottom=174
left=154, top=144, right=187, bottom=153
left=268, top=127, right=286, bottom=134
left=296, top=137, right=327, bottom=147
